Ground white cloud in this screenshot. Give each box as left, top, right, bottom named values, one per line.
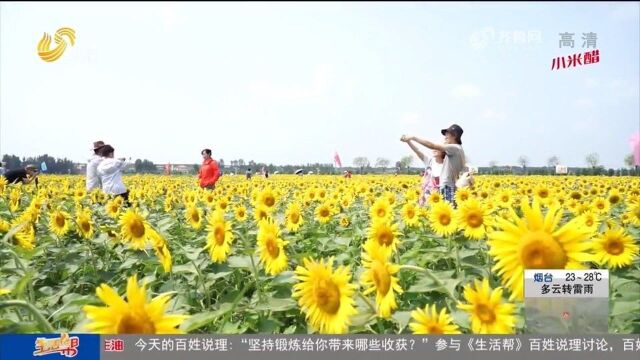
left=482, top=108, right=506, bottom=121
left=451, top=84, right=482, bottom=98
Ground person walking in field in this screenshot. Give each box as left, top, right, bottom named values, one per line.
left=198, top=149, right=221, bottom=190
left=86, top=140, right=105, bottom=192
left=96, top=145, right=131, bottom=205
left=401, top=124, right=465, bottom=205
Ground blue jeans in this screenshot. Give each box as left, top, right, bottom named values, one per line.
left=440, top=185, right=457, bottom=207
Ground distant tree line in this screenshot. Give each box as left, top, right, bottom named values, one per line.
left=2, top=154, right=75, bottom=174
left=3, top=153, right=638, bottom=176
left=1, top=154, right=158, bottom=175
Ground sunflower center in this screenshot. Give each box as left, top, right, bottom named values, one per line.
left=466, top=213, right=483, bottom=228
left=597, top=202, right=604, bottom=210
left=377, top=229, right=394, bottom=246
left=129, top=219, right=145, bottom=238
left=214, top=225, right=225, bottom=245
left=265, top=236, right=280, bottom=258
left=55, top=214, right=66, bottom=227
left=371, top=261, right=391, bottom=295
left=289, top=212, right=300, bottom=223
left=191, top=212, right=200, bottom=222
left=520, top=231, right=567, bottom=269
left=238, top=210, right=246, bottom=217
left=634, top=208, right=640, bottom=219
left=81, top=221, right=91, bottom=232
left=605, top=237, right=624, bottom=255
left=427, top=324, right=444, bottom=334
left=315, top=279, right=341, bottom=315
left=377, top=209, right=386, bottom=218
left=475, top=303, right=496, bottom=324
left=439, top=213, right=451, bottom=226
left=407, top=209, right=416, bottom=219
left=586, top=218, right=594, bottom=227
left=117, top=313, right=156, bottom=334
left=320, top=208, right=330, bottom=217
left=609, top=195, right=620, bottom=204
left=538, top=190, right=549, bottom=198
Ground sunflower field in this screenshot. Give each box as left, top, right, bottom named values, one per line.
left=0, top=174, right=639, bottom=335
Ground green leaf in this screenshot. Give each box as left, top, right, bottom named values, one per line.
left=227, top=255, right=258, bottom=269
left=13, top=271, right=33, bottom=298
left=181, top=303, right=233, bottom=332
left=255, top=297, right=297, bottom=312
left=333, top=237, right=351, bottom=246
left=611, top=300, right=640, bottom=316
left=391, top=311, right=412, bottom=332
left=257, top=318, right=283, bottom=333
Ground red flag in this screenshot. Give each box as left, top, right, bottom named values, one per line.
left=334, top=151, right=342, bottom=167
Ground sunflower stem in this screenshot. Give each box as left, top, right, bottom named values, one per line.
left=0, top=300, right=55, bottom=333
left=399, top=265, right=457, bottom=302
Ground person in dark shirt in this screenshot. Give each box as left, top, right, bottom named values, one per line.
left=3, top=165, right=39, bottom=186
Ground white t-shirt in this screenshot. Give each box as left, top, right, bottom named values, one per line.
left=86, top=155, right=104, bottom=191
left=97, top=158, right=129, bottom=195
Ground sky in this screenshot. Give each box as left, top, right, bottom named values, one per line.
left=1, top=2, right=639, bottom=168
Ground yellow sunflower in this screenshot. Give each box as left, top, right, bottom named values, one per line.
left=292, top=257, right=358, bottom=334
left=607, top=189, right=622, bottom=206
left=457, top=278, right=516, bottom=334
left=339, top=215, right=350, bottom=228
left=456, top=198, right=488, bottom=240
left=409, top=304, right=461, bottom=334
left=76, top=208, right=94, bottom=239
left=105, top=200, right=121, bottom=219
left=315, top=202, right=336, bottom=224
left=360, top=245, right=403, bottom=318
left=119, top=208, right=149, bottom=250
left=401, top=202, right=420, bottom=227
left=185, top=205, right=203, bottom=230
left=253, top=205, right=271, bottom=224
left=455, top=188, right=472, bottom=205
left=591, top=198, right=610, bottom=214
left=257, top=187, right=278, bottom=211
left=578, top=211, right=600, bottom=234
left=625, top=202, right=640, bottom=226
left=369, top=198, right=393, bottom=222
left=285, top=203, right=304, bottom=232
left=205, top=209, right=234, bottom=263
left=83, top=275, right=188, bottom=334
left=488, top=200, right=593, bottom=301
left=256, top=218, right=288, bottom=275
left=49, top=209, right=71, bottom=237
left=428, top=201, right=458, bottom=237
left=234, top=205, right=248, bottom=222
left=366, top=219, right=401, bottom=256
left=428, top=191, right=443, bottom=206
left=592, top=228, right=639, bottom=268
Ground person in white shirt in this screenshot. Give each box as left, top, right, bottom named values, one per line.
left=401, top=136, right=445, bottom=206
left=96, top=145, right=131, bottom=205
left=86, top=141, right=105, bottom=192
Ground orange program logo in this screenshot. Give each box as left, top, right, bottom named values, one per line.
left=33, top=333, right=80, bottom=358
left=37, top=27, right=76, bottom=62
